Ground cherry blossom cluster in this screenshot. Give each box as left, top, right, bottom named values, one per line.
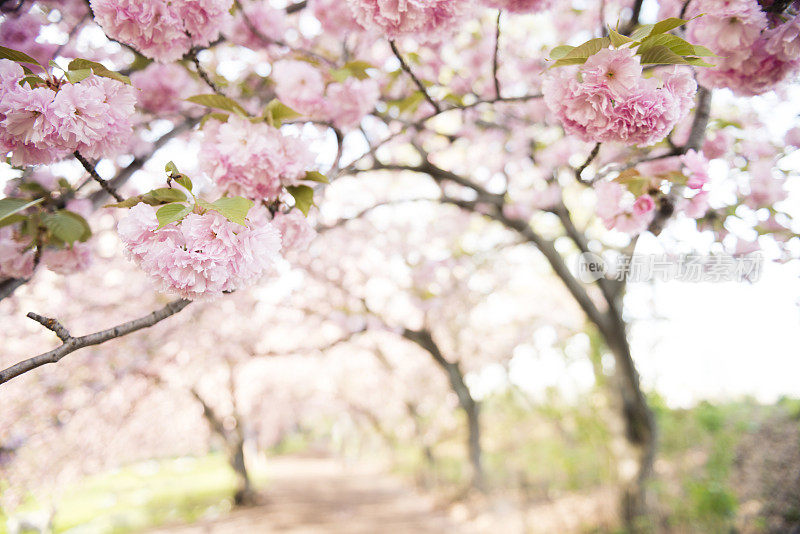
left=542, top=49, right=697, bottom=146
left=272, top=60, right=380, bottom=130
left=117, top=203, right=282, bottom=300
left=0, top=60, right=136, bottom=166
left=0, top=11, right=57, bottom=66
left=225, top=1, right=287, bottom=53
left=272, top=210, right=317, bottom=252
left=686, top=0, right=800, bottom=95
left=0, top=198, right=93, bottom=279
left=198, top=116, right=315, bottom=202
left=482, top=0, right=554, bottom=13
left=89, top=0, right=232, bottom=62
left=594, top=180, right=656, bottom=235
left=131, top=64, right=201, bottom=116
left=346, top=0, right=473, bottom=39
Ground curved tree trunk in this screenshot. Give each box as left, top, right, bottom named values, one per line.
left=228, top=437, right=257, bottom=506
left=191, top=388, right=257, bottom=506
left=403, top=328, right=485, bottom=490
left=603, top=296, right=656, bottom=529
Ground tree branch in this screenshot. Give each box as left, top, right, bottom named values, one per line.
left=389, top=40, right=441, bottom=113
left=492, top=10, right=502, bottom=99
left=89, top=118, right=198, bottom=208
left=73, top=150, right=123, bottom=202
left=0, top=299, right=191, bottom=385
left=575, top=142, right=601, bottom=183
left=187, top=46, right=223, bottom=95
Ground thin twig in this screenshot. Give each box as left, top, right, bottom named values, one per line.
left=73, top=150, right=123, bottom=202
left=0, top=299, right=191, bottom=385
left=389, top=40, right=441, bottom=113
left=575, top=143, right=601, bottom=183
left=235, top=0, right=334, bottom=65
left=492, top=11, right=502, bottom=99
left=187, top=46, right=223, bottom=95
left=316, top=198, right=434, bottom=233
left=26, top=313, right=71, bottom=342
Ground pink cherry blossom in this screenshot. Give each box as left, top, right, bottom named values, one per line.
left=681, top=191, right=709, bottom=219
left=681, top=149, right=710, bottom=189
left=118, top=203, right=282, bottom=299
left=325, top=78, right=380, bottom=129
left=90, top=0, right=233, bottom=62
left=42, top=243, right=93, bottom=275
left=0, top=11, right=58, bottom=67
left=272, top=210, right=317, bottom=251
left=594, top=180, right=655, bottom=235
left=543, top=57, right=696, bottom=146
left=744, top=159, right=787, bottom=208
left=346, top=0, right=473, bottom=39
left=581, top=48, right=643, bottom=98
left=702, top=130, right=731, bottom=159
left=311, top=0, right=363, bottom=37
left=686, top=1, right=800, bottom=95
left=785, top=126, right=800, bottom=148
left=225, top=2, right=287, bottom=52
left=0, top=227, right=34, bottom=279
left=633, top=194, right=655, bottom=216
left=199, top=116, right=315, bottom=201
left=271, top=60, right=328, bottom=117
left=0, top=63, right=136, bottom=165
left=481, top=0, right=554, bottom=13
left=131, top=63, right=200, bottom=116
left=765, top=15, right=800, bottom=62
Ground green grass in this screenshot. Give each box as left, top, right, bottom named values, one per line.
left=1, top=453, right=269, bottom=534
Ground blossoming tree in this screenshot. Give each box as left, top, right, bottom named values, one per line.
left=1, top=0, right=799, bottom=528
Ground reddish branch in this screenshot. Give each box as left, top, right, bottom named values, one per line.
left=0, top=299, right=191, bottom=385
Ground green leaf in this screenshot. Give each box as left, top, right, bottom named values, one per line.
left=200, top=112, right=230, bottom=127
left=637, top=34, right=698, bottom=57
left=0, top=213, right=26, bottom=229
left=651, top=17, right=690, bottom=36
left=608, top=29, right=633, bottom=48
left=629, top=24, right=655, bottom=42
left=17, top=182, right=48, bottom=195
left=303, top=170, right=329, bottom=184
left=613, top=170, right=648, bottom=197
left=331, top=60, right=374, bottom=82
left=151, top=187, right=188, bottom=203
left=165, top=161, right=179, bottom=175
left=442, top=92, right=465, bottom=106
left=156, top=203, right=192, bottom=229
left=19, top=75, right=46, bottom=88
left=692, top=45, right=716, bottom=57
left=0, top=45, right=42, bottom=66
left=104, top=193, right=161, bottom=209
left=551, top=37, right=612, bottom=67
left=66, top=69, right=92, bottom=84
left=263, top=99, right=301, bottom=127
left=186, top=94, right=248, bottom=116
left=67, top=58, right=130, bottom=84
left=394, top=91, right=425, bottom=114
left=638, top=45, right=693, bottom=65
left=0, top=198, right=43, bottom=224
left=286, top=185, right=314, bottom=216
left=43, top=210, right=91, bottom=244
left=175, top=175, right=193, bottom=192
left=207, top=196, right=254, bottom=226
left=549, top=45, right=575, bottom=60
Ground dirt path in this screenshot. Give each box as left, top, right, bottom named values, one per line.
left=146, top=456, right=473, bottom=533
